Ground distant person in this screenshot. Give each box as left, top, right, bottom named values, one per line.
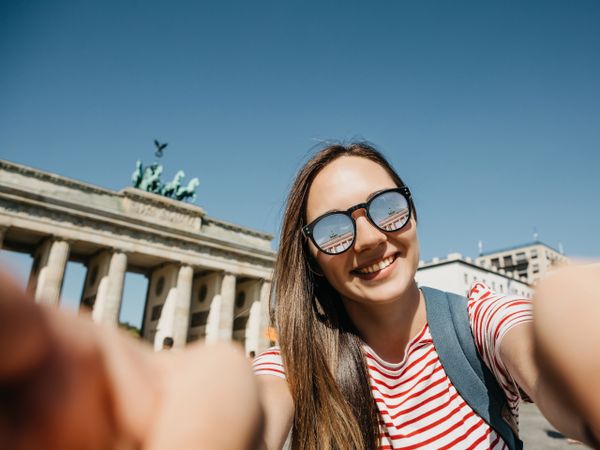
left=162, top=336, right=174, bottom=350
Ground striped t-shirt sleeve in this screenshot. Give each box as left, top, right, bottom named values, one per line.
left=467, top=282, right=533, bottom=405
left=252, top=346, right=287, bottom=380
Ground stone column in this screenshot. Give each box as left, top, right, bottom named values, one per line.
left=171, top=265, right=194, bottom=348
left=154, top=264, right=194, bottom=350
left=32, top=238, right=70, bottom=306
left=91, top=251, right=128, bottom=325
left=257, top=280, right=272, bottom=351
left=246, top=280, right=272, bottom=354
left=205, top=272, right=236, bottom=343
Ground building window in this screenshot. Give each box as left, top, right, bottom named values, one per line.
left=155, top=276, right=165, bottom=296
left=198, top=284, right=208, bottom=303
left=531, top=249, right=538, bottom=259
left=503, top=255, right=513, bottom=266
left=190, top=311, right=209, bottom=327
left=532, top=264, right=539, bottom=274
left=88, top=265, right=98, bottom=287
left=516, top=252, right=526, bottom=263
left=151, top=304, right=163, bottom=321
left=491, top=258, right=500, bottom=268
left=233, top=315, right=249, bottom=330
left=236, top=292, right=246, bottom=308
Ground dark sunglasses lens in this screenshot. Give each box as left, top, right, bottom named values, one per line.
left=369, top=191, right=410, bottom=231
left=312, top=214, right=354, bottom=254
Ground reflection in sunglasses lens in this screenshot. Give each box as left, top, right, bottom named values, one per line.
left=370, top=191, right=410, bottom=231
left=313, top=214, right=354, bottom=254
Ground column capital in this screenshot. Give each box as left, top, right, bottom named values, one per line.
left=178, top=264, right=194, bottom=275
left=87, top=247, right=129, bottom=264
left=48, top=234, right=70, bottom=243
left=111, top=247, right=129, bottom=255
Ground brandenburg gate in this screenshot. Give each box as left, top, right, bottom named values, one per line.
left=0, top=160, right=275, bottom=354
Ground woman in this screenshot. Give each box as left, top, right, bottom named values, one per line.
left=253, top=142, right=592, bottom=450
left=1, top=142, right=599, bottom=450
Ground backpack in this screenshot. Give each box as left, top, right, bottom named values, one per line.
left=421, top=286, right=524, bottom=450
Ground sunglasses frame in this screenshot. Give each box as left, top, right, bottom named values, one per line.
left=302, top=186, right=412, bottom=255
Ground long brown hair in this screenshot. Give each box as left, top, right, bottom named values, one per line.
left=273, top=142, right=416, bottom=450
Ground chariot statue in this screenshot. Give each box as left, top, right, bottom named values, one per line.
left=131, top=140, right=199, bottom=203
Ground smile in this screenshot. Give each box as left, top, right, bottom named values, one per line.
left=353, top=254, right=397, bottom=275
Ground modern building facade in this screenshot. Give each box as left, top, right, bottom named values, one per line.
left=0, top=160, right=275, bottom=354
left=476, top=242, right=568, bottom=285
left=416, top=252, right=533, bottom=299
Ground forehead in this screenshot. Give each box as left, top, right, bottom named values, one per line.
left=306, top=156, right=397, bottom=221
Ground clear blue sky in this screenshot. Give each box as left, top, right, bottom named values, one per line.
left=1, top=1, right=599, bottom=325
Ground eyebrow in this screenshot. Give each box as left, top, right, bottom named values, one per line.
left=367, top=188, right=387, bottom=202
left=318, top=188, right=390, bottom=215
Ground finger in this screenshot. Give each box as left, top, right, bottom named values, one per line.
left=95, top=325, right=160, bottom=447
left=146, top=343, right=264, bottom=450
left=0, top=271, right=51, bottom=379
left=0, top=271, right=119, bottom=450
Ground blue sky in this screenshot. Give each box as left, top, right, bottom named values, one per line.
left=1, top=1, right=599, bottom=326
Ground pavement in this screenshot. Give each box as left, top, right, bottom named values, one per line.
left=520, top=402, right=589, bottom=449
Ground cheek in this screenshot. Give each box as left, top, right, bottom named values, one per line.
left=315, top=253, right=350, bottom=286
left=404, top=226, right=419, bottom=255
left=309, top=242, right=331, bottom=272
left=392, top=220, right=419, bottom=252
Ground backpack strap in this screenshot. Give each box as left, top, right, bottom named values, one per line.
left=421, top=286, right=523, bottom=450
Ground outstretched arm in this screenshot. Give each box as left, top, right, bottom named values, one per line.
left=533, top=264, right=600, bottom=446
left=255, top=375, right=294, bottom=450
left=499, top=264, right=600, bottom=448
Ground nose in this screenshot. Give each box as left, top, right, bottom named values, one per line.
left=352, top=210, right=386, bottom=253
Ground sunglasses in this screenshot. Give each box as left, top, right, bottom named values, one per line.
left=302, top=187, right=412, bottom=255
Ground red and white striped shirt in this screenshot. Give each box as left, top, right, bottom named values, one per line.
left=253, top=284, right=532, bottom=449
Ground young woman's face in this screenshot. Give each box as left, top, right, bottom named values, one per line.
left=306, top=156, right=420, bottom=306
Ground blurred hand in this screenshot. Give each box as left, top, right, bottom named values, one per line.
left=0, top=271, right=263, bottom=450
left=533, top=263, right=600, bottom=447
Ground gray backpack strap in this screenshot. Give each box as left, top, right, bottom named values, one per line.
left=421, top=286, right=523, bottom=450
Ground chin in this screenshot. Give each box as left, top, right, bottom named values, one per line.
left=348, top=279, right=415, bottom=306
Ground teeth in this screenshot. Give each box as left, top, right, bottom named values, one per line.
left=356, top=255, right=395, bottom=274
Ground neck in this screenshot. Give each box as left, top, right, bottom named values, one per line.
left=342, top=281, right=426, bottom=363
